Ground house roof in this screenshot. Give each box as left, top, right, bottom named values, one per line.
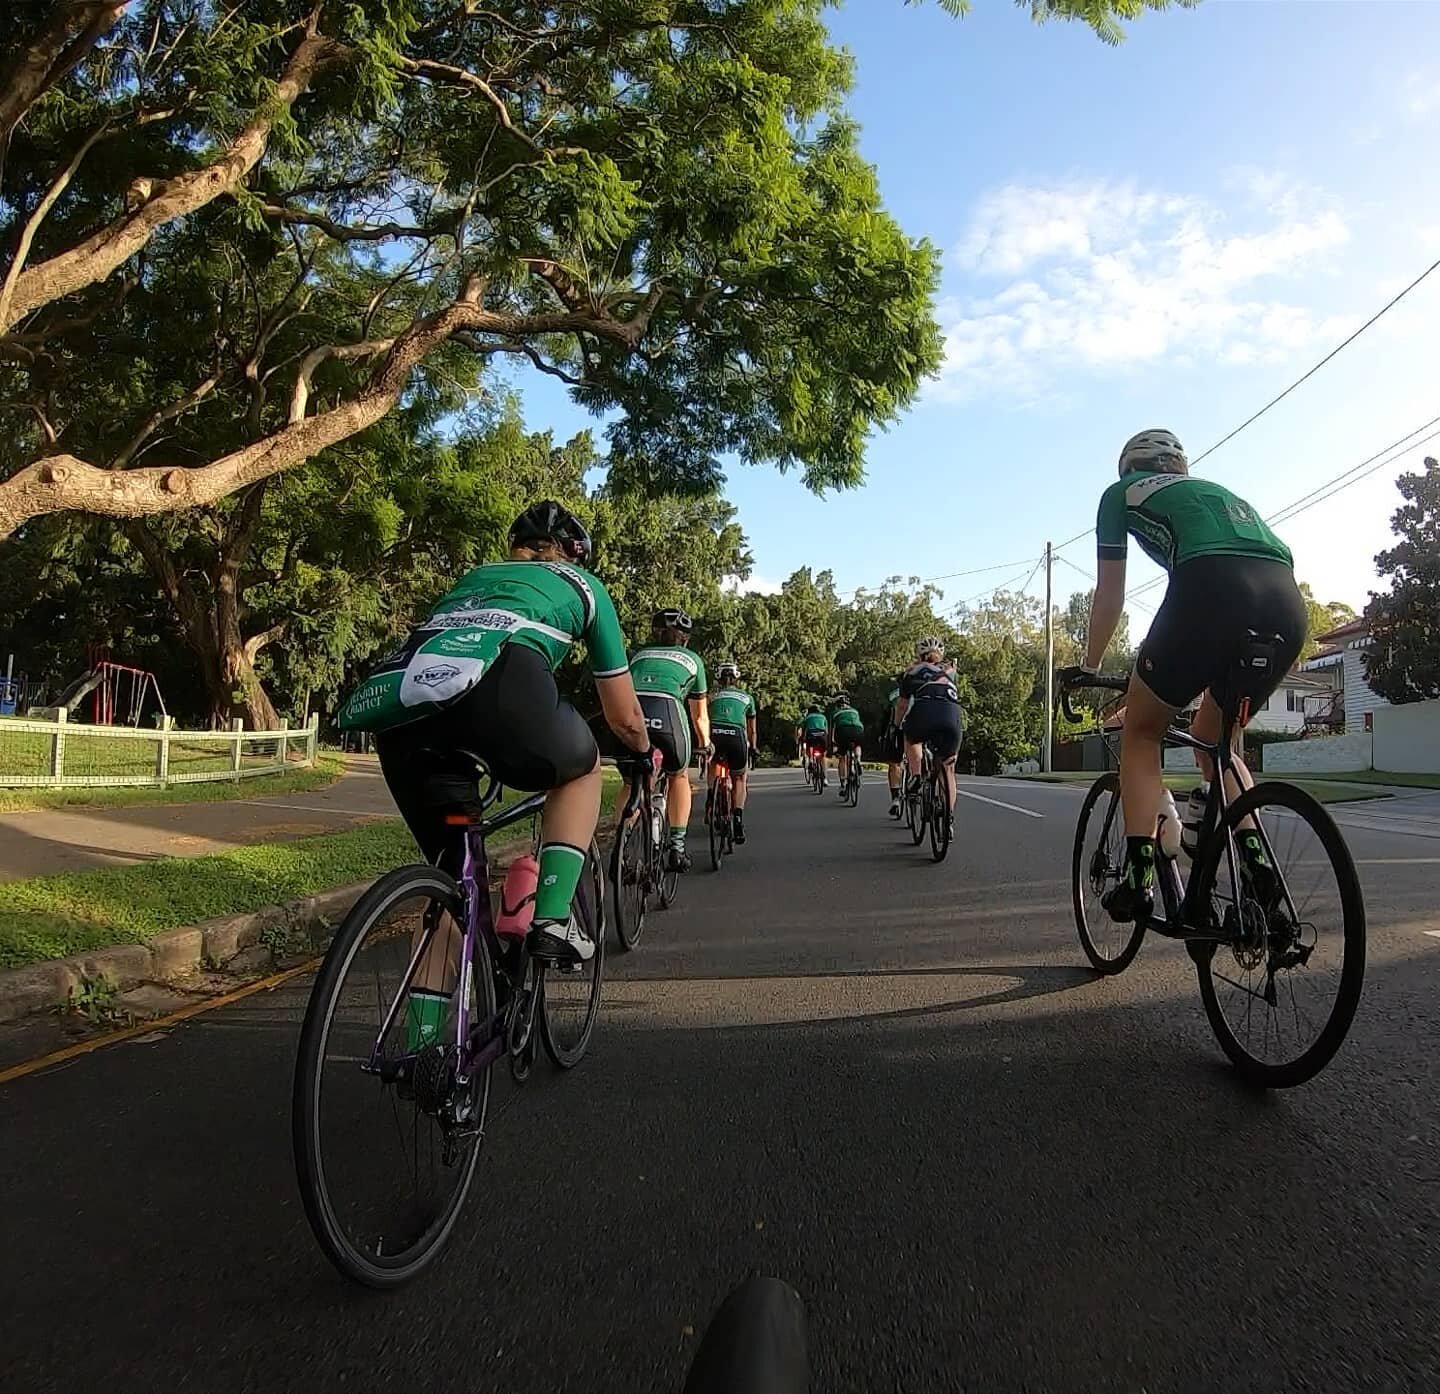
left=1306, top=645, right=1342, bottom=662
left=1279, top=670, right=1335, bottom=690
left=1314, top=617, right=1368, bottom=644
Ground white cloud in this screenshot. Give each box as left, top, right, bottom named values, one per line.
left=931, top=177, right=1352, bottom=402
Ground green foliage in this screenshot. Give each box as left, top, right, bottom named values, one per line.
left=1363, top=456, right=1440, bottom=703
left=917, top=0, right=1202, bottom=45
left=1298, top=581, right=1357, bottom=660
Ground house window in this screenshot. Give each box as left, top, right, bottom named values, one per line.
left=1286, top=689, right=1304, bottom=712
left=1364, top=712, right=1374, bottom=732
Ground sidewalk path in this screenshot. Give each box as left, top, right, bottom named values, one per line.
left=0, top=757, right=399, bottom=881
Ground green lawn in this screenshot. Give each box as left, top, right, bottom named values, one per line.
left=0, top=771, right=621, bottom=969
left=1295, top=769, right=1440, bottom=790
left=0, top=752, right=345, bottom=812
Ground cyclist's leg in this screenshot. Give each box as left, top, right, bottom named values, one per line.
left=640, top=693, right=693, bottom=865
left=453, top=648, right=598, bottom=966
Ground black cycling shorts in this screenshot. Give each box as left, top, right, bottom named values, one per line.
left=1137, top=556, right=1307, bottom=710
left=637, top=692, right=693, bottom=774
left=903, top=699, right=961, bottom=760
left=803, top=732, right=829, bottom=755
left=832, top=725, right=863, bottom=753
left=711, top=724, right=749, bottom=772
left=375, top=644, right=597, bottom=864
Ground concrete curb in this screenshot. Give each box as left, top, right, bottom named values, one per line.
left=0, top=882, right=368, bottom=1024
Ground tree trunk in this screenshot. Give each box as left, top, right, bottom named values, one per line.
left=212, top=632, right=280, bottom=731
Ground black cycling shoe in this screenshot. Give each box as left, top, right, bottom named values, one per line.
left=667, top=846, right=692, bottom=873
left=732, top=817, right=747, bottom=845
left=1102, top=881, right=1154, bottom=924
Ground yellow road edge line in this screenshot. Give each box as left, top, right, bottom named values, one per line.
left=0, top=958, right=321, bottom=1087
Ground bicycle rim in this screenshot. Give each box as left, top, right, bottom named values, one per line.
left=1193, top=782, right=1366, bottom=1087
left=1071, top=773, right=1146, bottom=974
left=540, top=842, right=606, bottom=1068
left=709, top=786, right=724, bottom=871
left=909, top=779, right=925, bottom=845
left=610, top=811, right=648, bottom=950
left=292, top=865, right=492, bottom=1288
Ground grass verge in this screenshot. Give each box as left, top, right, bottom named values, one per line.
left=0, top=752, right=345, bottom=812
left=1295, top=769, right=1440, bottom=790
left=0, top=771, right=621, bottom=970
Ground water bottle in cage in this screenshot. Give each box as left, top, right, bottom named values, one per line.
left=1157, top=789, right=1183, bottom=859
left=1180, top=784, right=1209, bottom=859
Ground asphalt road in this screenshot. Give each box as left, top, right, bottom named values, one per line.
left=3, top=769, right=1438, bottom=1393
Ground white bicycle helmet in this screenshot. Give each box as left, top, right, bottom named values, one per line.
left=1118, top=429, right=1188, bottom=478
left=915, top=636, right=945, bottom=660
left=717, top=661, right=741, bottom=683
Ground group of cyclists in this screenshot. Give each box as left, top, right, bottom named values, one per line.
left=338, top=426, right=1306, bottom=975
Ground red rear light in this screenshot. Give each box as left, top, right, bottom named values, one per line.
left=713, top=761, right=728, bottom=776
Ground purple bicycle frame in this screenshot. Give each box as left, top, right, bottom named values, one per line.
left=368, top=789, right=548, bottom=1081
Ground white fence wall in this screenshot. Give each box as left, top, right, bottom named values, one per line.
left=0, top=713, right=319, bottom=789
left=1262, top=732, right=1373, bottom=773
left=1372, top=698, right=1440, bottom=774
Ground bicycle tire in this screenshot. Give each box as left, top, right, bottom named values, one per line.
left=1071, top=772, right=1146, bottom=974
left=909, top=771, right=926, bottom=846
left=928, top=769, right=951, bottom=862
left=1192, top=781, right=1366, bottom=1088
left=709, top=782, right=727, bottom=871
left=610, top=806, right=649, bottom=951
left=540, top=840, right=606, bottom=1068
left=292, top=864, right=491, bottom=1289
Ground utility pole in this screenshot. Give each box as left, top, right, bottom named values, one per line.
left=1042, top=541, right=1054, bottom=773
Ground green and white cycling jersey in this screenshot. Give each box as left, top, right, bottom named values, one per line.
left=830, top=704, right=863, bottom=731
left=338, top=560, right=628, bottom=732
left=709, top=685, right=757, bottom=730
left=629, top=645, right=707, bottom=703
left=1096, top=471, right=1292, bottom=573
left=800, top=711, right=828, bottom=735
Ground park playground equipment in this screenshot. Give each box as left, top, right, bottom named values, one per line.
left=49, top=661, right=167, bottom=726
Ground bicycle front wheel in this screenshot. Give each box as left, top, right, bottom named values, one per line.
left=1192, top=781, right=1365, bottom=1088
left=709, top=784, right=726, bottom=871
left=292, top=865, right=492, bottom=1288
left=1072, top=773, right=1146, bottom=974
left=610, top=807, right=649, bottom=951
left=540, top=840, right=606, bottom=1068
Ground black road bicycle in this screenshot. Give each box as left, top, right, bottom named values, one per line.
left=904, top=741, right=952, bottom=861
left=610, top=754, right=681, bottom=949
left=1061, top=635, right=1365, bottom=1088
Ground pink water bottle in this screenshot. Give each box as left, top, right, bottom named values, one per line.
left=495, top=854, right=538, bottom=939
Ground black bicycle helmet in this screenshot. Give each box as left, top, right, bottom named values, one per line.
left=653, top=607, right=693, bottom=633
left=832, top=692, right=850, bottom=707
left=507, top=499, right=592, bottom=562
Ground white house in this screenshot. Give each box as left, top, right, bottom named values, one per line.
left=1300, top=617, right=1391, bottom=735
left=1246, top=670, right=1339, bottom=734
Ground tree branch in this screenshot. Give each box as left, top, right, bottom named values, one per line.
left=257, top=201, right=436, bottom=243
left=110, top=372, right=221, bottom=469
left=288, top=338, right=396, bottom=424
left=0, top=2, right=130, bottom=144
left=242, top=620, right=287, bottom=663
left=1, top=25, right=346, bottom=334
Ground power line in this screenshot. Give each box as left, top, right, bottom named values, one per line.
left=837, top=555, right=1039, bottom=601
left=1190, top=256, right=1440, bottom=469
left=1055, top=552, right=1156, bottom=616
left=952, top=555, right=1044, bottom=610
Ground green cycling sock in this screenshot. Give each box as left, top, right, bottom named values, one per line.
left=405, top=987, right=450, bottom=1052
left=1238, top=831, right=1271, bottom=868
left=534, top=842, right=586, bottom=921
left=1125, top=836, right=1156, bottom=890
left=670, top=826, right=687, bottom=851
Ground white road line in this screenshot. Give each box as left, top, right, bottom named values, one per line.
left=954, top=789, right=1044, bottom=820
left=1425, top=931, right=1440, bottom=940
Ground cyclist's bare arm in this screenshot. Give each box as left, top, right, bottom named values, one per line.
left=1084, top=557, right=1127, bottom=667
left=596, top=673, right=650, bottom=753
left=746, top=715, right=757, bottom=746
left=689, top=694, right=711, bottom=747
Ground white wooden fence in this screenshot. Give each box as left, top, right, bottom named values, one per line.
left=0, top=712, right=320, bottom=789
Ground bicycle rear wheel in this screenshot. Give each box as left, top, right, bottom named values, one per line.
left=909, top=770, right=926, bottom=846
left=292, top=865, right=492, bottom=1288
left=610, top=806, right=649, bottom=950
left=1192, top=781, right=1365, bottom=1087
left=709, top=781, right=727, bottom=871
left=928, top=769, right=951, bottom=862
left=1072, top=773, right=1146, bottom=974
left=540, top=841, right=606, bottom=1068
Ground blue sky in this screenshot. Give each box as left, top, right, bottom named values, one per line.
left=512, top=0, right=1440, bottom=626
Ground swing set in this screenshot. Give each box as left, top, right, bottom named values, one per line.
left=90, top=661, right=168, bottom=726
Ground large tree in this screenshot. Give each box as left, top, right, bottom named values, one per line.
left=1297, top=580, right=1357, bottom=660
left=1363, top=456, right=1440, bottom=703
left=0, top=0, right=950, bottom=537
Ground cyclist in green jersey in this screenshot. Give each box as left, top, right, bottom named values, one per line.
left=883, top=677, right=905, bottom=817
left=707, top=661, right=758, bottom=843
left=1062, top=430, right=1306, bottom=923
left=829, top=693, right=865, bottom=799
left=796, top=704, right=829, bottom=784
left=629, top=607, right=712, bottom=872
left=337, top=501, right=652, bottom=1011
